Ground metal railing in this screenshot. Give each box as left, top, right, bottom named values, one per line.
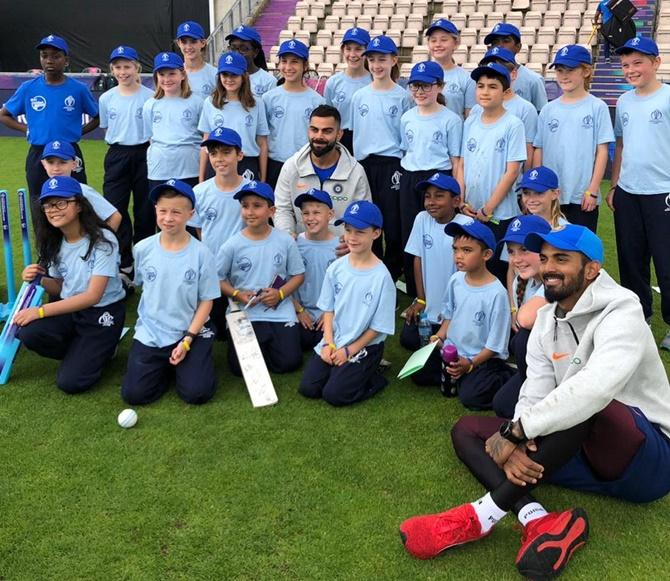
left=208, top=0, right=264, bottom=63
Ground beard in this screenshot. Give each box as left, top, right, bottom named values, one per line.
left=310, top=139, right=337, bottom=158
left=543, top=267, right=585, bottom=303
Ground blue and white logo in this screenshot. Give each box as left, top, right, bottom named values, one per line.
left=161, top=53, right=170, bottom=62
left=510, top=218, right=521, bottom=231
left=359, top=104, right=369, bottom=117
left=622, top=112, right=629, bottom=126
left=30, top=96, right=47, bottom=112
left=153, top=111, right=162, bottom=123
left=288, top=40, right=296, bottom=49
left=582, top=114, right=593, bottom=129
left=225, top=54, right=233, bottom=64
left=182, top=109, right=193, bottom=121
left=405, top=129, right=414, bottom=143
left=237, top=256, right=252, bottom=272
left=548, top=118, right=559, bottom=132
left=495, top=138, right=506, bottom=152
left=650, top=109, right=663, bottom=124
left=272, top=106, right=285, bottom=119
left=334, top=282, right=343, bottom=295
left=48, top=178, right=58, bottom=189
left=363, top=291, right=374, bottom=306
left=273, top=252, right=283, bottom=265
left=432, top=130, right=443, bottom=144
left=529, top=170, right=539, bottom=180
left=335, top=91, right=346, bottom=104
left=467, top=138, right=477, bottom=152
left=204, top=207, right=218, bottom=221
left=387, top=105, right=399, bottom=117
left=473, top=311, right=486, bottom=325
left=145, top=266, right=157, bottom=282
left=214, top=114, right=224, bottom=127
left=245, top=114, right=253, bottom=127
left=447, top=82, right=459, bottom=93
left=135, top=107, right=143, bottom=119
left=184, top=268, right=197, bottom=283
left=350, top=203, right=359, bottom=214
left=418, top=63, right=426, bottom=72
left=52, top=141, right=61, bottom=150
left=109, top=108, right=117, bottom=120
left=423, top=234, right=434, bottom=249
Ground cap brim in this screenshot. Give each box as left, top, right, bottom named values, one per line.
left=516, top=182, right=551, bottom=192
left=41, top=152, right=74, bottom=161
left=233, top=190, right=274, bottom=204
left=294, top=193, right=332, bottom=209
left=342, top=38, right=368, bottom=46
left=363, top=48, right=396, bottom=55
left=415, top=179, right=460, bottom=195
left=201, top=138, right=241, bottom=148
left=334, top=216, right=380, bottom=228
left=177, top=33, right=204, bottom=40
left=549, top=58, right=589, bottom=68
left=471, top=67, right=508, bottom=83
left=615, top=46, right=657, bottom=56
left=36, top=42, right=67, bottom=54
left=524, top=232, right=570, bottom=254
left=426, top=25, right=459, bottom=36
left=480, top=56, right=515, bottom=65
left=226, top=32, right=261, bottom=44
left=408, top=73, right=440, bottom=84
left=497, top=234, right=526, bottom=248
left=483, top=32, right=521, bottom=44
left=217, top=66, right=246, bottom=75
left=154, top=63, right=181, bottom=71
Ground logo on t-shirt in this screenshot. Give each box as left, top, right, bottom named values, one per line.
left=30, top=95, right=47, bottom=112
left=63, top=95, right=76, bottom=112
left=467, top=138, right=477, bottom=152
left=182, top=109, right=193, bottom=121
left=447, top=82, right=459, bottom=94
left=273, top=252, right=283, bottom=265
left=214, top=114, right=225, bottom=127
left=581, top=114, right=593, bottom=129
left=335, top=91, right=346, bottom=104
left=245, top=114, right=253, bottom=127
left=204, top=207, right=218, bottom=221
left=109, top=107, right=118, bottom=120
left=405, top=129, right=414, bottom=143
left=242, top=169, right=255, bottom=181
left=622, top=112, right=629, bottom=127
left=333, top=184, right=343, bottom=194
left=650, top=109, right=663, bottom=124
left=145, top=266, right=157, bottom=282
left=548, top=118, right=559, bottom=132
left=495, top=138, right=506, bottom=152
left=201, top=84, right=213, bottom=95
left=184, top=268, right=197, bottom=283
left=334, top=282, right=343, bottom=295
left=473, top=310, right=486, bottom=325
left=359, top=104, right=369, bottom=117
left=237, top=256, right=252, bottom=272
left=153, top=111, right=162, bottom=123
left=363, top=291, right=374, bottom=306
left=55, top=261, right=68, bottom=277
left=135, top=107, right=143, bottom=119
left=423, top=234, right=434, bottom=249
left=304, top=107, right=312, bottom=120
left=432, top=130, right=444, bottom=144
left=387, top=105, right=399, bottom=117
left=272, top=105, right=285, bottom=119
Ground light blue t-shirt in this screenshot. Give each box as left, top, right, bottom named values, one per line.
left=512, top=275, right=545, bottom=308
left=513, top=65, right=548, bottom=112
left=262, top=86, right=325, bottom=162
left=198, top=98, right=269, bottom=157
left=81, top=184, right=117, bottom=222
left=405, top=212, right=471, bottom=324
left=142, top=94, right=203, bottom=180
left=188, top=177, right=247, bottom=256
left=217, top=227, right=305, bottom=323
left=48, top=229, right=124, bottom=307
left=250, top=69, right=278, bottom=98
left=296, top=234, right=339, bottom=321
left=614, top=84, right=670, bottom=195
left=315, top=255, right=396, bottom=353
left=98, top=85, right=154, bottom=145
left=470, top=95, right=538, bottom=144
left=441, top=271, right=510, bottom=359
left=351, top=84, right=414, bottom=160
left=442, top=65, right=477, bottom=120
left=187, top=63, right=218, bottom=99
left=133, top=233, right=220, bottom=348
left=534, top=94, right=614, bottom=205
left=324, top=72, right=373, bottom=130
left=400, top=106, right=463, bottom=171
left=462, top=110, right=527, bottom=220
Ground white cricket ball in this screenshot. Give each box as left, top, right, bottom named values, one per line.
left=117, top=408, right=138, bottom=429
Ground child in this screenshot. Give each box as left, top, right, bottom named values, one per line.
left=217, top=181, right=305, bottom=374
left=121, top=180, right=220, bottom=405
left=175, top=20, right=218, bottom=99
left=350, top=35, right=413, bottom=281
left=533, top=45, right=614, bottom=232
left=262, top=40, right=325, bottom=188
left=400, top=61, right=463, bottom=295
left=292, top=189, right=339, bottom=350
left=299, top=200, right=396, bottom=406
left=143, top=52, right=203, bottom=193
left=457, top=63, right=526, bottom=282
left=14, top=176, right=125, bottom=394
left=98, top=45, right=154, bottom=275
left=424, top=19, right=476, bottom=120
left=324, top=27, right=372, bottom=153
left=0, top=34, right=99, bottom=216
left=609, top=36, right=670, bottom=349
left=198, top=51, right=269, bottom=182
left=401, top=173, right=472, bottom=386
left=431, top=219, right=512, bottom=410
left=226, top=25, right=278, bottom=98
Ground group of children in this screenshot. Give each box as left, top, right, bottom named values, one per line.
left=1, top=19, right=669, bottom=406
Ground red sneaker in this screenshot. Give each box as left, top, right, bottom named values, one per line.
left=515, top=508, right=589, bottom=579
left=399, top=503, right=489, bottom=559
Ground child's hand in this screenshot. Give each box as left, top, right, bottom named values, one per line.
left=461, top=203, right=477, bottom=218
left=314, top=315, right=325, bottom=331
left=169, top=339, right=190, bottom=365
left=581, top=191, right=598, bottom=212
left=404, top=301, right=425, bottom=324
left=447, top=356, right=473, bottom=379
left=320, top=344, right=335, bottom=365
left=297, top=309, right=314, bottom=330
left=259, top=288, right=280, bottom=308
left=332, top=347, right=349, bottom=366
left=21, top=264, right=45, bottom=282
left=12, top=306, right=41, bottom=327
left=606, top=187, right=616, bottom=211
left=234, top=290, right=255, bottom=305
left=429, top=334, right=443, bottom=347
left=335, top=236, right=349, bottom=257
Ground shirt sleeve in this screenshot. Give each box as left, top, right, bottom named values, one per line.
left=316, top=265, right=335, bottom=312
left=91, top=235, right=120, bottom=277
left=446, top=114, right=463, bottom=157
left=3, top=82, right=28, bottom=116
left=98, top=92, right=109, bottom=129
left=216, top=241, right=234, bottom=281
left=197, top=99, right=213, bottom=134
left=369, top=272, right=396, bottom=336
left=404, top=213, right=424, bottom=256
left=596, top=101, right=615, bottom=144
left=522, top=106, right=539, bottom=144
left=533, top=109, right=545, bottom=148
left=255, top=99, right=270, bottom=136
left=197, top=247, right=222, bottom=301
left=441, top=275, right=457, bottom=321
left=142, top=100, right=153, bottom=139
left=484, top=288, right=512, bottom=355
left=506, top=119, right=528, bottom=162
left=83, top=189, right=117, bottom=221
left=464, top=76, right=476, bottom=110
left=286, top=237, right=307, bottom=276
left=80, top=84, right=99, bottom=117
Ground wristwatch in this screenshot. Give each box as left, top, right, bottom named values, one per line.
left=499, top=420, right=527, bottom=445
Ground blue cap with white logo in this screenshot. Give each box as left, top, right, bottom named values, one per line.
left=233, top=181, right=275, bottom=204
left=484, top=23, right=522, bottom=45
left=294, top=188, right=333, bottom=209
left=176, top=21, right=206, bottom=40
left=149, top=179, right=196, bottom=206
left=480, top=46, right=517, bottom=65
left=498, top=215, right=551, bottom=248
left=218, top=51, right=247, bottom=75
left=444, top=219, right=496, bottom=251
left=516, top=166, right=559, bottom=192
left=615, top=35, right=659, bottom=56
left=226, top=25, right=262, bottom=45
left=201, top=127, right=243, bottom=149
left=334, top=200, right=383, bottom=229
left=415, top=172, right=461, bottom=196
left=471, top=62, right=511, bottom=84
left=425, top=19, right=460, bottom=36
left=525, top=224, right=604, bottom=263
left=109, top=45, right=139, bottom=63
left=153, top=52, right=184, bottom=72
left=40, top=176, right=82, bottom=200
left=41, top=140, right=76, bottom=161
left=550, top=44, right=592, bottom=68
left=341, top=27, right=371, bottom=46
left=36, top=34, right=69, bottom=55
left=278, top=39, right=309, bottom=60
left=408, top=61, right=444, bottom=84
left=364, top=35, right=398, bottom=55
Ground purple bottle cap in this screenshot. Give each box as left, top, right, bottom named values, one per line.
left=441, top=343, right=459, bottom=363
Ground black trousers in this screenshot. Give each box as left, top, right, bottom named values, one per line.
left=486, top=218, right=514, bottom=286
left=299, top=325, right=323, bottom=351
left=266, top=158, right=284, bottom=190
left=400, top=320, right=442, bottom=387
left=339, top=129, right=354, bottom=156
left=560, top=203, right=599, bottom=234
left=493, top=327, right=532, bottom=419
left=103, top=143, right=150, bottom=268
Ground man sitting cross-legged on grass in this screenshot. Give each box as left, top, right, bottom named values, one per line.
left=400, top=225, right=670, bottom=579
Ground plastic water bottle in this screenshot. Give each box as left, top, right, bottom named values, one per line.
left=418, top=312, right=431, bottom=347
left=440, top=342, right=459, bottom=397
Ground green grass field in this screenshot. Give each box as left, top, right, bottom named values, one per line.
left=0, top=136, right=669, bottom=580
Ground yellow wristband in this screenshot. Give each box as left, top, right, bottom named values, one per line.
left=510, top=306, right=518, bottom=313
left=584, top=190, right=593, bottom=198
left=416, top=298, right=426, bottom=305
left=232, top=289, right=240, bottom=298
left=430, top=335, right=440, bottom=343
left=296, top=306, right=305, bottom=314
left=467, top=364, right=474, bottom=374
left=278, top=288, right=285, bottom=301
left=38, top=306, right=45, bottom=319
left=182, top=340, right=191, bottom=352
left=328, top=342, right=336, bottom=351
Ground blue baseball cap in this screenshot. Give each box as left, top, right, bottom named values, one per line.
left=334, top=200, right=383, bottom=229
left=233, top=180, right=275, bottom=204
left=41, top=140, right=76, bottom=160
left=415, top=172, right=461, bottom=196
left=153, top=52, right=184, bottom=72
left=498, top=215, right=551, bottom=247
left=226, top=25, right=262, bottom=45
left=277, top=39, right=309, bottom=60
left=218, top=51, right=247, bottom=75
left=36, top=34, right=69, bottom=55
left=444, top=218, right=496, bottom=251
left=40, top=176, right=82, bottom=200
left=341, top=27, right=371, bottom=46
left=149, top=179, right=196, bottom=206
left=425, top=19, right=460, bottom=36
left=201, top=127, right=243, bottom=149
left=294, top=188, right=333, bottom=209
left=471, top=62, right=511, bottom=84
left=176, top=21, right=206, bottom=40
left=484, top=23, right=521, bottom=45
left=408, top=61, right=444, bottom=84
left=364, top=35, right=398, bottom=55
left=525, top=224, right=604, bottom=263
left=615, top=36, right=659, bottom=56
left=480, top=46, right=517, bottom=65
left=109, top=45, right=139, bottom=62
left=517, top=166, right=559, bottom=192
left=550, top=44, right=592, bottom=68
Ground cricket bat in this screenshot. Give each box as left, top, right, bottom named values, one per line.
left=1, top=190, right=16, bottom=306
left=17, top=188, right=32, bottom=266
left=226, top=297, right=278, bottom=407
